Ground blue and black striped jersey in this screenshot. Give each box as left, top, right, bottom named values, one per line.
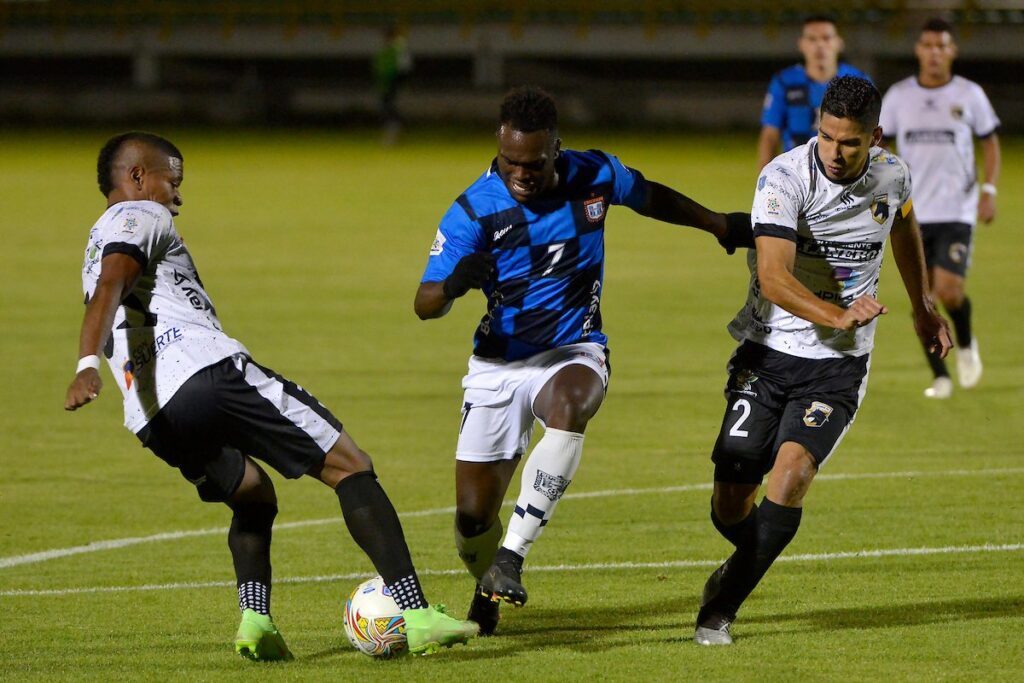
left=762, top=63, right=870, bottom=151
left=422, top=149, right=647, bottom=361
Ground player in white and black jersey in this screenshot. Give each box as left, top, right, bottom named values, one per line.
left=693, top=77, right=951, bottom=646
left=65, top=132, right=478, bottom=660
left=880, top=18, right=1001, bottom=398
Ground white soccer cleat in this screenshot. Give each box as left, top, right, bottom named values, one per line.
left=924, top=376, right=953, bottom=399
left=956, top=340, right=983, bottom=389
left=694, top=614, right=733, bottom=646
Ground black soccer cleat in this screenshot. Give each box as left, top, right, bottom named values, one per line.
left=467, top=584, right=501, bottom=636
left=479, top=555, right=528, bottom=607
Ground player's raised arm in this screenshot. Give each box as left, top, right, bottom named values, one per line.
left=889, top=206, right=952, bottom=358
left=631, top=180, right=754, bottom=255
left=65, top=253, right=142, bottom=410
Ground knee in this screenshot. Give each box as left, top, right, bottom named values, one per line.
left=317, top=446, right=374, bottom=487
left=455, top=508, right=496, bottom=538
left=713, top=488, right=756, bottom=526
left=933, top=282, right=964, bottom=309
left=544, top=388, right=600, bottom=431
left=229, top=500, right=278, bottom=533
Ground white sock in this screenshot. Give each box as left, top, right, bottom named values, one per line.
left=501, top=428, right=584, bottom=559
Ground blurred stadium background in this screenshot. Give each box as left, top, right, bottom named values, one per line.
left=2, top=0, right=1023, bottom=129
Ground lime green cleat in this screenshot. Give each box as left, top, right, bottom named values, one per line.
left=234, top=609, right=294, bottom=662
left=403, top=604, right=479, bottom=656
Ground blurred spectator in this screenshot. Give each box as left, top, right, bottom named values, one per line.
left=374, top=24, right=413, bottom=145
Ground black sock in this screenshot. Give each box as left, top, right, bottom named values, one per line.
left=336, top=471, right=427, bottom=611
left=710, top=498, right=759, bottom=548
left=948, top=297, right=972, bottom=348
left=228, top=502, right=277, bottom=615
left=924, top=344, right=950, bottom=378
left=702, top=499, right=802, bottom=621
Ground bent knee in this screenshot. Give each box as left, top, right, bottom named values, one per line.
left=455, top=508, right=498, bottom=537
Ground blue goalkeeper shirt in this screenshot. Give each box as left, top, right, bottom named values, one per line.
left=762, top=63, right=870, bottom=150
left=421, top=149, right=647, bottom=361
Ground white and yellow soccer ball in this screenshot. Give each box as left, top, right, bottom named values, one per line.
left=343, top=575, right=407, bottom=657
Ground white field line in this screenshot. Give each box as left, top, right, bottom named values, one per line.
left=2, top=466, right=1023, bottom=571
left=2, top=542, right=1021, bottom=598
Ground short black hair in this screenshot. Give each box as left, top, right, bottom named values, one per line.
left=820, top=76, right=882, bottom=129
left=802, top=14, right=837, bottom=28
left=97, top=131, right=182, bottom=197
left=498, top=86, right=558, bottom=133
left=922, top=17, right=955, bottom=37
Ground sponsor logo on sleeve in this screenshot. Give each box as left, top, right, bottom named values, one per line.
left=758, top=175, right=767, bottom=191
left=120, top=216, right=138, bottom=234
left=803, top=401, right=834, bottom=428
left=765, top=194, right=782, bottom=216
left=430, top=230, right=446, bottom=256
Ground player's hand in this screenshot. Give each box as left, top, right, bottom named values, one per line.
left=443, top=252, right=496, bottom=300
left=913, top=307, right=953, bottom=359
left=834, top=295, right=888, bottom=331
left=718, top=212, right=755, bottom=255
left=978, top=193, right=996, bottom=224
left=65, top=368, right=102, bottom=411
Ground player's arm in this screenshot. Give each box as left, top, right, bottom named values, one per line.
left=757, top=126, right=782, bottom=170
left=756, top=234, right=886, bottom=331
left=633, top=181, right=754, bottom=255
left=414, top=252, right=496, bottom=320
left=889, top=206, right=952, bottom=358
left=978, top=132, right=1001, bottom=224
left=65, top=254, right=143, bottom=410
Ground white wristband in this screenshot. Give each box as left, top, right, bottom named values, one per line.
left=981, top=183, right=997, bottom=196
left=76, top=355, right=101, bottom=374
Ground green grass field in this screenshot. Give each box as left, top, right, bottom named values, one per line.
left=2, top=129, right=1022, bottom=681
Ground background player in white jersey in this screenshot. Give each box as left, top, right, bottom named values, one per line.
left=693, top=77, right=951, bottom=645
left=65, top=132, right=478, bottom=660
left=880, top=18, right=1001, bottom=399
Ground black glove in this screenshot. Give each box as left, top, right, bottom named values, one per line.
left=443, top=252, right=496, bottom=300
left=718, top=212, right=755, bottom=255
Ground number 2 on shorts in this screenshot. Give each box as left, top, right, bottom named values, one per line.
left=729, top=398, right=751, bottom=438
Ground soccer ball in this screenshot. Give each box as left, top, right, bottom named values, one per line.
left=343, top=575, right=407, bottom=657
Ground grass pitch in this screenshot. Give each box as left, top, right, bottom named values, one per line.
left=1, top=129, right=1022, bottom=681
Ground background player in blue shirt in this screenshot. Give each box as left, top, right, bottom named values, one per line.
left=414, top=86, right=753, bottom=635
left=757, top=15, right=869, bottom=169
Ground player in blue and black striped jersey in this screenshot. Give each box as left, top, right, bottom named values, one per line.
left=757, top=15, right=869, bottom=169
left=415, top=86, right=753, bottom=635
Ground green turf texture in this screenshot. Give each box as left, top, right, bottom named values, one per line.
left=2, top=130, right=1022, bottom=681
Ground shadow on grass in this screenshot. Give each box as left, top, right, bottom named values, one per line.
left=741, top=594, right=1024, bottom=634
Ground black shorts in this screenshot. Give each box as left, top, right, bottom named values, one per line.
left=136, top=354, right=343, bottom=502
left=921, top=222, right=973, bottom=277
left=711, top=341, right=869, bottom=485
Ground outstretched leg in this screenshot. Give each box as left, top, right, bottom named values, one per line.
left=310, top=431, right=478, bottom=654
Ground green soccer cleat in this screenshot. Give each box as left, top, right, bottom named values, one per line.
left=403, top=604, right=479, bottom=655
left=234, top=609, right=294, bottom=662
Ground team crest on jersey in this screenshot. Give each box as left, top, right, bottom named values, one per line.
left=951, top=105, right=964, bottom=120
left=803, top=401, right=833, bottom=428
left=534, top=470, right=570, bottom=501
left=870, top=194, right=890, bottom=224
left=584, top=197, right=606, bottom=223
left=429, top=229, right=446, bottom=255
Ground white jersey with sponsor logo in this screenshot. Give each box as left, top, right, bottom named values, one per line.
left=879, top=76, right=999, bottom=225
left=729, top=141, right=913, bottom=359
left=81, top=201, right=248, bottom=433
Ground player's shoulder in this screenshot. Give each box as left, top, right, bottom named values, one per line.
left=449, top=165, right=513, bottom=223
left=837, top=62, right=869, bottom=80
left=869, top=146, right=911, bottom=189
left=763, top=143, right=811, bottom=184
left=774, top=63, right=807, bottom=85
left=950, top=74, right=986, bottom=97
left=97, top=200, right=172, bottom=235
left=870, top=146, right=908, bottom=171
left=565, top=148, right=621, bottom=182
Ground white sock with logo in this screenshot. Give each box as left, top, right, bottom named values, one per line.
left=501, top=428, right=584, bottom=559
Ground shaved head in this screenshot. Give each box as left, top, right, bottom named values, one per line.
left=98, top=132, right=184, bottom=216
